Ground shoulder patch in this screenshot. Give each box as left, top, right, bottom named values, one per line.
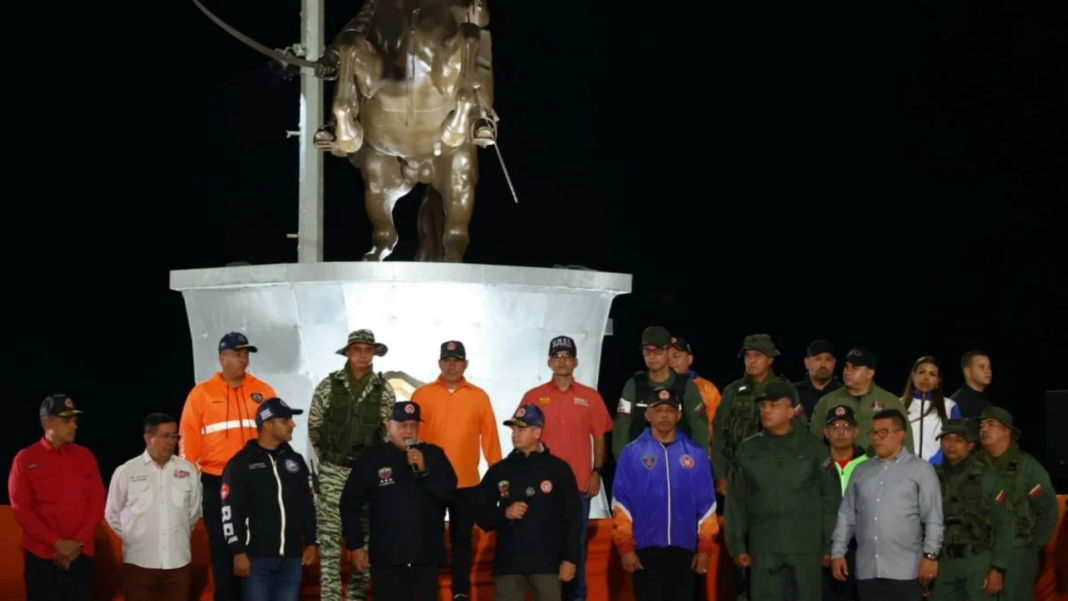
left=1028, top=484, right=1044, bottom=498
left=821, top=458, right=833, bottom=470
left=994, top=489, right=1008, bottom=504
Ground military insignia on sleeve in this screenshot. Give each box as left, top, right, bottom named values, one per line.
left=1028, top=484, right=1043, bottom=498
left=695, top=403, right=707, bottom=416
left=540, top=480, right=553, bottom=493
left=995, top=489, right=1008, bottom=504
left=793, top=405, right=804, bottom=417
left=679, top=455, right=695, bottom=469
left=618, top=399, right=631, bottom=414
left=821, top=458, right=833, bottom=471
left=498, top=480, right=509, bottom=498
left=872, top=401, right=885, bottom=411
left=251, top=393, right=264, bottom=403
left=642, top=454, right=657, bottom=469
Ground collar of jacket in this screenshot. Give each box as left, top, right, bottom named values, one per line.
left=508, top=442, right=548, bottom=459
left=797, top=375, right=840, bottom=393
left=245, top=439, right=296, bottom=457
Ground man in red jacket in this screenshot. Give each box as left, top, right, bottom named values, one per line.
left=7, top=394, right=106, bottom=601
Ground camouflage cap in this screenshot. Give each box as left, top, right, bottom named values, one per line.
left=737, top=333, right=781, bottom=357
left=641, top=326, right=672, bottom=348
left=936, top=418, right=979, bottom=442
left=978, top=406, right=1021, bottom=438
left=336, top=329, right=388, bottom=357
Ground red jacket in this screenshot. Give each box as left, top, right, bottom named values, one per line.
left=7, top=438, right=106, bottom=559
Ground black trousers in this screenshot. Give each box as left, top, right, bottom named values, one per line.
left=448, top=486, right=479, bottom=596
left=203, top=473, right=243, bottom=601
left=824, top=541, right=860, bottom=601
left=373, top=564, right=439, bottom=601
left=632, top=546, right=695, bottom=601
left=24, top=551, right=93, bottom=601
left=857, top=578, right=922, bottom=601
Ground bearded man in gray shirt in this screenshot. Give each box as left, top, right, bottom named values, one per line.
left=831, top=409, right=943, bottom=601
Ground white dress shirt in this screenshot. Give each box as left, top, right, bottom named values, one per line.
left=105, top=451, right=202, bottom=569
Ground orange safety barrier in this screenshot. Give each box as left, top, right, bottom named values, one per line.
left=2, top=498, right=1065, bottom=600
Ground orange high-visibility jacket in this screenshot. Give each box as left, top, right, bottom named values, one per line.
left=179, top=372, right=277, bottom=476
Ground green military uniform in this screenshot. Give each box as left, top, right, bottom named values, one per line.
left=976, top=407, right=1058, bottom=601
left=612, top=326, right=707, bottom=459
left=809, top=384, right=914, bottom=456
left=928, top=420, right=1015, bottom=601
left=308, top=330, right=396, bottom=601
left=724, top=381, right=840, bottom=601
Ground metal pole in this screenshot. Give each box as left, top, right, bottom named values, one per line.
left=297, top=0, right=324, bottom=263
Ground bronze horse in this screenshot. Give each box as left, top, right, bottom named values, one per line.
left=193, top=0, right=501, bottom=262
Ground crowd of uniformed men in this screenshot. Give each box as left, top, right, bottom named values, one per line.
left=8, top=326, right=1063, bottom=601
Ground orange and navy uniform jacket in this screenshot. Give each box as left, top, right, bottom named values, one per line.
left=7, top=438, right=106, bottom=559
left=179, top=372, right=277, bottom=476
left=610, top=428, right=718, bottom=556
left=411, top=376, right=503, bottom=489
left=690, top=371, right=722, bottom=446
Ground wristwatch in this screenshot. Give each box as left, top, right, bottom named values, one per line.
left=924, top=553, right=939, bottom=561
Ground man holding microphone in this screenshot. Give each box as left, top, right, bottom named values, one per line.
left=340, top=401, right=457, bottom=601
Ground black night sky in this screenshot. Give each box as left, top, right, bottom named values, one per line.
left=2, top=0, right=1064, bottom=501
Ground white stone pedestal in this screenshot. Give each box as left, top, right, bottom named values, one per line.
left=169, top=262, right=631, bottom=518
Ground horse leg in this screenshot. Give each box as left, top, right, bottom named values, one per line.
left=358, top=148, right=415, bottom=261
left=437, top=145, right=478, bottom=262
left=414, top=186, right=446, bottom=262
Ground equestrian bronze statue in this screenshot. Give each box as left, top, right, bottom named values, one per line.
left=193, top=0, right=513, bottom=262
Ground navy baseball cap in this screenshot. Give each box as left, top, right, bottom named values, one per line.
left=845, top=347, right=876, bottom=369
left=549, top=336, right=577, bottom=357
left=504, top=405, right=545, bottom=428
left=219, top=332, right=258, bottom=353
left=255, top=397, right=303, bottom=427
left=440, top=340, right=466, bottom=360
left=391, top=401, right=423, bottom=422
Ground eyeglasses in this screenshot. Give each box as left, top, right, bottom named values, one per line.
left=868, top=428, right=903, bottom=439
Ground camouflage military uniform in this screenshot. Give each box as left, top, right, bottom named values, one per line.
left=309, top=330, right=395, bottom=601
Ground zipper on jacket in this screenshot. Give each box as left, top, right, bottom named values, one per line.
left=662, top=442, right=672, bottom=546
left=267, top=454, right=286, bottom=555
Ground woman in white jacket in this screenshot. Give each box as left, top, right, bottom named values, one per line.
left=901, top=355, right=960, bottom=464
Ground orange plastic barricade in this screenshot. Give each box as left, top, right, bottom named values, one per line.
left=1, top=498, right=1065, bottom=600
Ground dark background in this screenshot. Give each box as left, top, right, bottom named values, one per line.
left=3, top=0, right=1065, bottom=501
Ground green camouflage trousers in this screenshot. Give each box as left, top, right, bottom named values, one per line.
left=318, top=461, right=370, bottom=601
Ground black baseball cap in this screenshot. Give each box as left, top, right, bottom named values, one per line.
left=40, top=394, right=84, bottom=419
left=391, top=401, right=423, bottom=422
left=754, top=381, right=797, bottom=402
left=845, top=347, right=876, bottom=369
left=549, top=336, right=577, bottom=357
left=806, top=339, right=835, bottom=357
left=255, top=397, right=303, bottom=427
left=671, top=336, right=692, bottom=354
left=647, top=386, right=682, bottom=409
left=440, top=340, right=466, bottom=360
left=219, top=332, right=258, bottom=353
left=825, top=404, right=857, bottom=426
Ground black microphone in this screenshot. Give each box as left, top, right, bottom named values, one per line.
left=405, top=438, right=420, bottom=475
